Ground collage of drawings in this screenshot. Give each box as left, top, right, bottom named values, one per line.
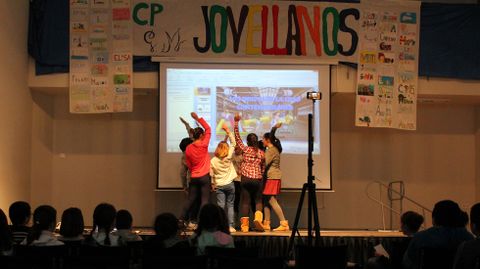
left=70, top=0, right=133, bottom=113
left=356, top=8, right=418, bottom=130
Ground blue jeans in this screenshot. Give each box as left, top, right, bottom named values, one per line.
left=216, top=182, right=235, bottom=227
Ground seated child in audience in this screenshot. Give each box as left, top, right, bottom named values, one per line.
left=88, top=203, right=122, bottom=246
left=453, top=202, right=480, bottom=269
left=115, top=209, right=142, bottom=242
left=25, top=205, right=64, bottom=246
left=190, top=204, right=234, bottom=255
left=8, top=201, right=31, bottom=245
left=0, top=209, right=13, bottom=255
left=58, top=207, right=85, bottom=243
left=366, top=211, right=424, bottom=269
left=144, top=212, right=189, bottom=249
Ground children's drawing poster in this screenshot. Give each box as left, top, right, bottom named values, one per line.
left=70, top=0, right=133, bottom=113
left=355, top=0, right=420, bottom=130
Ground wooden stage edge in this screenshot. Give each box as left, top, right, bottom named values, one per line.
left=132, top=228, right=406, bottom=238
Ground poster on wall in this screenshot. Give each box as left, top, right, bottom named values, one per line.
left=70, top=0, right=133, bottom=113
left=355, top=0, right=420, bottom=130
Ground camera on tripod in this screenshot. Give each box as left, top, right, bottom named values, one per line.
left=306, top=91, right=322, bottom=100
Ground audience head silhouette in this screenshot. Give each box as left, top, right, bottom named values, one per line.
left=214, top=141, right=229, bottom=158
left=92, top=203, right=116, bottom=246
left=154, top=212, right=179, bottom=240
left=9, top=201, right=31, bottom=226
left=470, top=202, right=480, bottom=236
left=0, top=209, right=12, bottom=252
left=60, top=207, right=84, bottom=238
left=27, top=205, right=57, bottom=245
left=400, top=211, right=424, bottom=236
left=116, top=209, right=133, bottom=230
left=432, top=200, right=464, bottom=228
left=196, top=204, right=229, bottom=236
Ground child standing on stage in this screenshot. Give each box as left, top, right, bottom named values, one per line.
left=210, top=123, right=237, bottom=233
left=181, top=112, right=212, bottom=223
left=262, top=123, right=289, bottom=232
left=233, top=113, right=265, bottom=232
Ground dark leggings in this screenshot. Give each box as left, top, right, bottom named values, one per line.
left=240, top=176, right=263, bottom=217
left=181, top=174, right=211, bottom=220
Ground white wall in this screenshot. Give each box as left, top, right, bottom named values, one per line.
left=0, top=0, right=32, bottom=211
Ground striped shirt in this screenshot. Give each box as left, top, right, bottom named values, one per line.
left=234, top=121, right=264, bottom=179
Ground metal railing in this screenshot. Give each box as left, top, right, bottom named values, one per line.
left=365, top=180, right=432, bottom=231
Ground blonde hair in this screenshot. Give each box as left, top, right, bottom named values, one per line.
left=214, top=142, right=229, bottom=158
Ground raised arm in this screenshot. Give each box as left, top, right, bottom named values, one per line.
left=270, top=122, right=283, bottom=153
left=180, top=116, right=193, bottom=138
left=222, top=123, right=236, bottom=159
left=233, top=114, right=247, bottom=152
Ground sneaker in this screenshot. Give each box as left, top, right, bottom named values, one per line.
left=187, top=222, right=198, bottom=230
left=229, top=226, right=237, bottom=233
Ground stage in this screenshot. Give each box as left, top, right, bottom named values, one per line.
left=134, top=229, right=407, bottom=266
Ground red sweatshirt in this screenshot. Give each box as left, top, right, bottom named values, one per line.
left=185, top=117, right=211, bottom=178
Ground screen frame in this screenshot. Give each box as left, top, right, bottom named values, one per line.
left=156, top=62, right=332, bottom=191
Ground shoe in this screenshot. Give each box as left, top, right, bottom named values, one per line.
left=240, top=217, right=249, bottom=232
left=262, top=220, right=271, bottom=231
left=229, top=226, right=237, bottom=233
left=273, top=220, right=289, bottom=232
left=253, top=211, right=264, bottom=232
left=187, top=221, right=198, bottom=230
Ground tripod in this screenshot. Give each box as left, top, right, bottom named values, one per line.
left=287, top=112, right=321, bottom=257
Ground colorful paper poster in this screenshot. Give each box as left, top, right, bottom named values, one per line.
left=70, top=0, right=133, bottom=113
left=355, top=0, right=420, bottom=130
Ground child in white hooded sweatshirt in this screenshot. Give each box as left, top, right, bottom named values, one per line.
left=210, top=123, right=237, bottom=233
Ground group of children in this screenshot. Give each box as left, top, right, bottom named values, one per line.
left=179, top=112, right=289, bottom=233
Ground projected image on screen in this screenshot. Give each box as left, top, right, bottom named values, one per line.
left=159, top=63, right=331, bottom=190
left=215, top=87, right=318, bottom=154
left=165, top=68, right=320, bottom=154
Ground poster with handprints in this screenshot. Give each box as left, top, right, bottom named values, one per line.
left=70, top=0, right=133, bottom=113
left=355, top=0, right=419, bottom=130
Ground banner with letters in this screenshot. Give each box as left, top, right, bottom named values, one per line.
left=355, top=0, right=420, bottom=130
left=132, top=0, right=361, bottom=61
left=70, top=0, right=133, bottom=114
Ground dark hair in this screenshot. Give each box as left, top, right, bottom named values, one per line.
left=27, top=205, right=56, bottom=245
left=432, top=200, right=464, bottom=228
left=179, top=137, right=193, bottom=152
left=192, top=127, right=204, bottom=140
left=263, top=132, right=283, bottom=153
left=246, top=133, right=259, bottom=148
left=60, top=207, right=84, bottom=238
left=195, top=204, right=229, bottom=237
left=154, top=213, right=179, bottom=241
left=116, top=210, right=133, bottom=230
left=470, top=203, right=480, bottom=225
left=0, top=209, right=12, bottom=251
left=92, top=203, right=116, bottom=246
left=9, top=201, right=31, bottom=226
left=400, top=211, right=424, bottom=234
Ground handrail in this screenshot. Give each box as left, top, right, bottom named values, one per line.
left=365, top=180, right=432, bottom=231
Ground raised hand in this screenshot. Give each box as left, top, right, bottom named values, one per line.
left=179, top=116, right=188, bottom=125
left=274, top=122, right=283, bottom=129
left=191, top=112, right=199, bottom=120
left=221, top=122, right=229, bottom=132
left=234, top=113, right=241, bottom=122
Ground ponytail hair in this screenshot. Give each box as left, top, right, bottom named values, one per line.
left=192, top=127, right=204, bottom=140
left=263, top=132, right=283, bottom=153
left=27, top=205, right=57, bottom=245
left=91, top=203, right=116, bottom=246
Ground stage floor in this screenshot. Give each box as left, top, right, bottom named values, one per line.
left=133, top=228, right=405, bottom=238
